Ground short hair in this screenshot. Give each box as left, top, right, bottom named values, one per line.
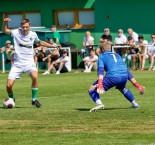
left=151, top=33, right=155, bottom=37
left=104, top=28, right=110, bottom=32
left=100, top=41, right=111, bottom=51
left=21, top=19, right=30, bottom=25
left=51, top=25, right=56, bottom=28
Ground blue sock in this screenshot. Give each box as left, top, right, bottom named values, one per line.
left=89, top=90, right=100, bottom=102
left=122, top=88, right=135, bottom=102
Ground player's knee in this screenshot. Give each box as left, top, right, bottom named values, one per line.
left=6, top=82, right=13, bottom=89
left=121, top=88, right=128, bottom=94
left=89, top=85, right=95, bottom=92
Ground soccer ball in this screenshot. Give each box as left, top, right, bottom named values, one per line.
left=3, top=98, right=15, bottom=109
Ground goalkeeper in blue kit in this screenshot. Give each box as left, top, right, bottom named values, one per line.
left=89, top=42, right=140, bottom=112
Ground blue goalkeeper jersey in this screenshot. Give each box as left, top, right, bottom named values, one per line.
left=98, top=50, right=128, bottom=77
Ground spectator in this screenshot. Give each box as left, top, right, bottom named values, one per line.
left=148, top=34, right=155, bottom=71
left=83, top=49, right=98, bottom=73
left=135, top=35, right=148, bottom=71
left=80, top=31, right=94, bottom=58
left=0, top=40, right=14, bottom=65
left=42, top=38, right=60, bottom=70
left=99, top=28, right=112, bottom=43
left=127, top=28, right=138, bottom=42
left=114, top=29, right=127, bottom=56
left=43, top=49, right=71, bottom=75
left=34, top=44, right=46, bottom=67
left=50, top=25, right=61, bottom=44
left=96, top=28, right=112, bottom=56
left=126, top=36, right=137, bottom=70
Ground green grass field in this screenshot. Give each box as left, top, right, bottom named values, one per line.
left=0, top=71, right=155, bottom=145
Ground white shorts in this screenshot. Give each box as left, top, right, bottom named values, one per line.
left=8, top=63, right=37, bottom=80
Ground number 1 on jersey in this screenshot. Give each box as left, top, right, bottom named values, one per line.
left=111, top=54, right=117, bottom=62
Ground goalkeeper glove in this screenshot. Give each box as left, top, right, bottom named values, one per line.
left=97, top=78, right=105, bottom=94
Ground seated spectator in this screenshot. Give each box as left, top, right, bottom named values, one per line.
left=135, top=35, right=148, bottom=71
left=42, top=38, right=60, bottom=69
left=83, top=49, right=98, bottom=73
left=34, top=44, right=46, bottom=67
left=43, top=49, right=71, bottom=75
left=114, top=29, right=127, bottom=56
left=126, top=36, right=137, bottom=70
left=0, top=40, right=14, bottom=65
left=80, top=31, right=94, bottom=59
left=148, top=34, right=155, bottom=71
left=96, top=28, right=112, bottom=56
left=127, top=28, right=138, bottom=42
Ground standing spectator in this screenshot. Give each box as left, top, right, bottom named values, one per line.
left=83, top=49, right=98, bottom=73
left=43, top=49, right=71, bottom=75
left=114, top=29, right=127, bottom=56
left=148, top=34, right=155, bottom=71
left=50, top=25, right=61, bottom=45
left=96, top=28, right=112, bottom=56
left=127, top=28, right=138, bottom=42
left=0, top=40, right=14, bottom=65
left=135, top=35, right=148, bottom=71
left=80, top=31, right=94, bottom=58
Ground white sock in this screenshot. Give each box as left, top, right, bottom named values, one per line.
left=32, top=98, right=36, bottom=102
left=85, top=65, right=89, bottom=71
left=132, top=100, right=139, bottom=106
left=88, top=64, right=93, bottom=72
left=96, top=99, right=103, bottom=105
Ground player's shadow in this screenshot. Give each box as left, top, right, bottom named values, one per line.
left=76, top=107, right=128, bottom=112
left=0, top=106, right=31, bottom=109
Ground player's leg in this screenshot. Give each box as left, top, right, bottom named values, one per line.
left=116, top=77, right=140, bottom=108
left=7, top=64, right=22, bottom=101
left=88, top=77, right=114, bottom=112
left=127, top=70, right=145, bottom=94
left=88, top=83, right=104, bottom=112
left=119, top=88, right=140, bottom=108
left=25, top=64, right=41, bottom=108
left=30, top=70, right=41, bottom=108
left=6, top=79, right=15, bottom=101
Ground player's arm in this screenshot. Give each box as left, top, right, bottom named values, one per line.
left=37, top=40, right=60, bottom=48
left=2, top=18, right=11, bottom=35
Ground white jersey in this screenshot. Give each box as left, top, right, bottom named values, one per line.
left=148, top=41, right=155, bottom=54
left=83, top=55, right=98, bottom=65
left=59, top=56, right=71, bottom=71
left=135, top=40, right=148, bottom=54
left=114, top=34, right=127, bottom=44
left=11, top=29, right=40, bottom=65
left=83, top=36, right=94, bottom=46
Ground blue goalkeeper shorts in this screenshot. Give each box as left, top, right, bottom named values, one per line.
left=92, top=76, right=128, bottom=91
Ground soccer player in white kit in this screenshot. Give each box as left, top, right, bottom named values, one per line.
left=2, top=18, right=59, bottom=108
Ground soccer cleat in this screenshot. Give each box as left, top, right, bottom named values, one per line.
left=42, top=71, right=50, bottom=75
left=32, top=100, right=42, bottom=108
left=129, top=104, right=140, bottom=109
left=55, top=71, right=60, bottom=75
left=137, top=86, right=145, bottom=95
left=89, top=104, right=104, bottom=112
